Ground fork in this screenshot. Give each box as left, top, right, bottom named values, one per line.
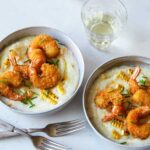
left=25, top=119, right=85, bottom=137
left=13, top=127, right=71, bottom=150
left=0, top=120, right=71, bottom=150
left=0, top=119, right=85, bottom=138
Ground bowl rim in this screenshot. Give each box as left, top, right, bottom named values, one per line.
left=83, top=55, right=150, bottom=148
left=0, top=26, right=85, bottom=115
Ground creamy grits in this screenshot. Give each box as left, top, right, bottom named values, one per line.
left=0, top=36, right=79, bottom=113
left=88, top=65, right=150, bottom=146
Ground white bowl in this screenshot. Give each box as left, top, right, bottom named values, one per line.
left=83, top=56, right=150, bottom=150
left=0, top=26, right=84, bottom=115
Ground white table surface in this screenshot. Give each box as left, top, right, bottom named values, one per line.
left=0, top=0, right=150, bottom=150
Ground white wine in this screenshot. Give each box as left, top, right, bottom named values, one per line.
left=85, top=13, right=121, bottom=50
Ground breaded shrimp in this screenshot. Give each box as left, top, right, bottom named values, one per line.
left=0, top=71, right=24, bottom=101
left=133, top=89, right=150, bottom=107
left=129, top=66, right=150, bottom=107
left=9, top=51, right=29, bottom=78
left=129, top=66, right=141, bottom=94
left=30, top=34, right=60, bottom=58
left=126, top=106, right=150, bottom=139
left=28, top=48, right=46, bottom=69
left=29, top=63, right=61, bottom=89
left=95, top=89, right=125, bottom=122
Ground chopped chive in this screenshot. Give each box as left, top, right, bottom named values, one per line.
left=46, top=59, right=59, bottom=66
left=21, top=96, right=37, bottom=108
left=24, top=80, right=32, bottom=87
left=117, top=99, right=121, bottom=103
left=33, top=91, right=39, bottom=96
left=31, top=96, right=37, bottom=100
left=142, top=76, right=148, bottom=78
left=111, top=118, right=115, bottom=123
left=121, top=89, right=130, bottom=97
left=138, top=76, right=148, bottom=86
left=122, top=94, right=130, bottom=98
left=29, top=103, right=35, bottom=108
left=14, top=89, right=25, bottom=95
left=55, top=39, right=65, bottom=46
left=138, top=79, right=146, bottom=86
left=0, top=80, right=8, bottom=84
left=119, top=142, right=127, bottom=145
left=24, top=59, right=30, bottom=63
left=25, top=48, right=28, bottom=54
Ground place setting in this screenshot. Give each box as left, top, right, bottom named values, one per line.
left=0, top=0, right=150, bottom=150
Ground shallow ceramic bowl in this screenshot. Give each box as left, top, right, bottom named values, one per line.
left=0, top=26, right=84, bottom=115
left=83, top=56, right=150, bottom=150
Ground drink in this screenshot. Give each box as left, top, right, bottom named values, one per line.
left=85, top=14, right=121, bottom=50
left=81, top=0, right=127, bottom=51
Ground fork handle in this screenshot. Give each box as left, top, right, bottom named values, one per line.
left=0, top=131, right=20, bottom=139
left=0, top=128, right=42, bottom=139
left=13, top=127, right=32, bottom=138
left=25, top=128, right=42, bottom=133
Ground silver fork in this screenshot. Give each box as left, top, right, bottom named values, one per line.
left=26, top=119, right=85, bottom=137
left=13, top=127, right=71, bottom=150
left=0, top=119, right=85, bottom=138
left=0, top=120, right=71, bottom=150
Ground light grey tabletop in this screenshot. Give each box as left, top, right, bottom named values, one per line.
left=0, top=0, right=149, bottom=150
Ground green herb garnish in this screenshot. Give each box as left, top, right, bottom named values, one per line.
left=0, top=80, right=8, bottom=84
left=47, top=59, right=59, bottom=66
left=124, top=99, right=132, bottom=109
left=14, top=89, right=26, bottom=95
left=24, top=59, right=30, bottom=63
left=122, top=94, right=130, bottom=98
left=111, top=118, right=115, bottom=123
left=119, top=142, right=127, bottom=145
left=139, top=79, right=146, bottom=86
left=32, top=91, right=39, bottom=96
left=24, top=80, right=32, bottom=87
left=55, top=39, right=65, bottom=46
left=21, top=96, right=37, bottom=108
left=121, top=89, right=130, bottom=98
left=138, top=76, right=148, bottom=86
left=25, top=48, right=28, bottom=54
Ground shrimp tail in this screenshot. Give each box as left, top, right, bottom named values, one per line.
left=102, top=105, right=125, bottom=122
left=0, top=83, right=24, bottom=101
left=130, top=66, right=141, bottom=80
left=9, top=51, right=17, bottom=66
left=129, top=66, right=141, bottom=94
left=9, top=51, right=29, bottom=78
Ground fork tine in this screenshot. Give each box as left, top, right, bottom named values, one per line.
left=55, top=120, right=85, bottom=129
left=54, top=119, right=83, bottom=126
left=42, top=138, right=69, bottom=149
left=41, top=143, right=70, bottom=150
left=39, top=145, right=49, bottom=150
left=56, top=122, right=85, bottom=132
left=39, top=145, right=62, bottom=150
left=55, top=126, right=85, bottom=136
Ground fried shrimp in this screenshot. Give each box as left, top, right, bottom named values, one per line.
left=129, top=66, right=141, bottom=94
left=95, top=89, right=125, bottom=122
left=30, top=34, right=60, bottom=58
left=129, top=66, right=150, bottom=107
left=133, top=89, right=150, bottom=107
left=0, top=71, right=24, bottom=101
left=29, top=63, right=61, bottom=89
left=126, top=106, right=150, bottom=139
left=28, top=48, right=46, bottom=69
left=9, top=51, right=29, bottom=78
